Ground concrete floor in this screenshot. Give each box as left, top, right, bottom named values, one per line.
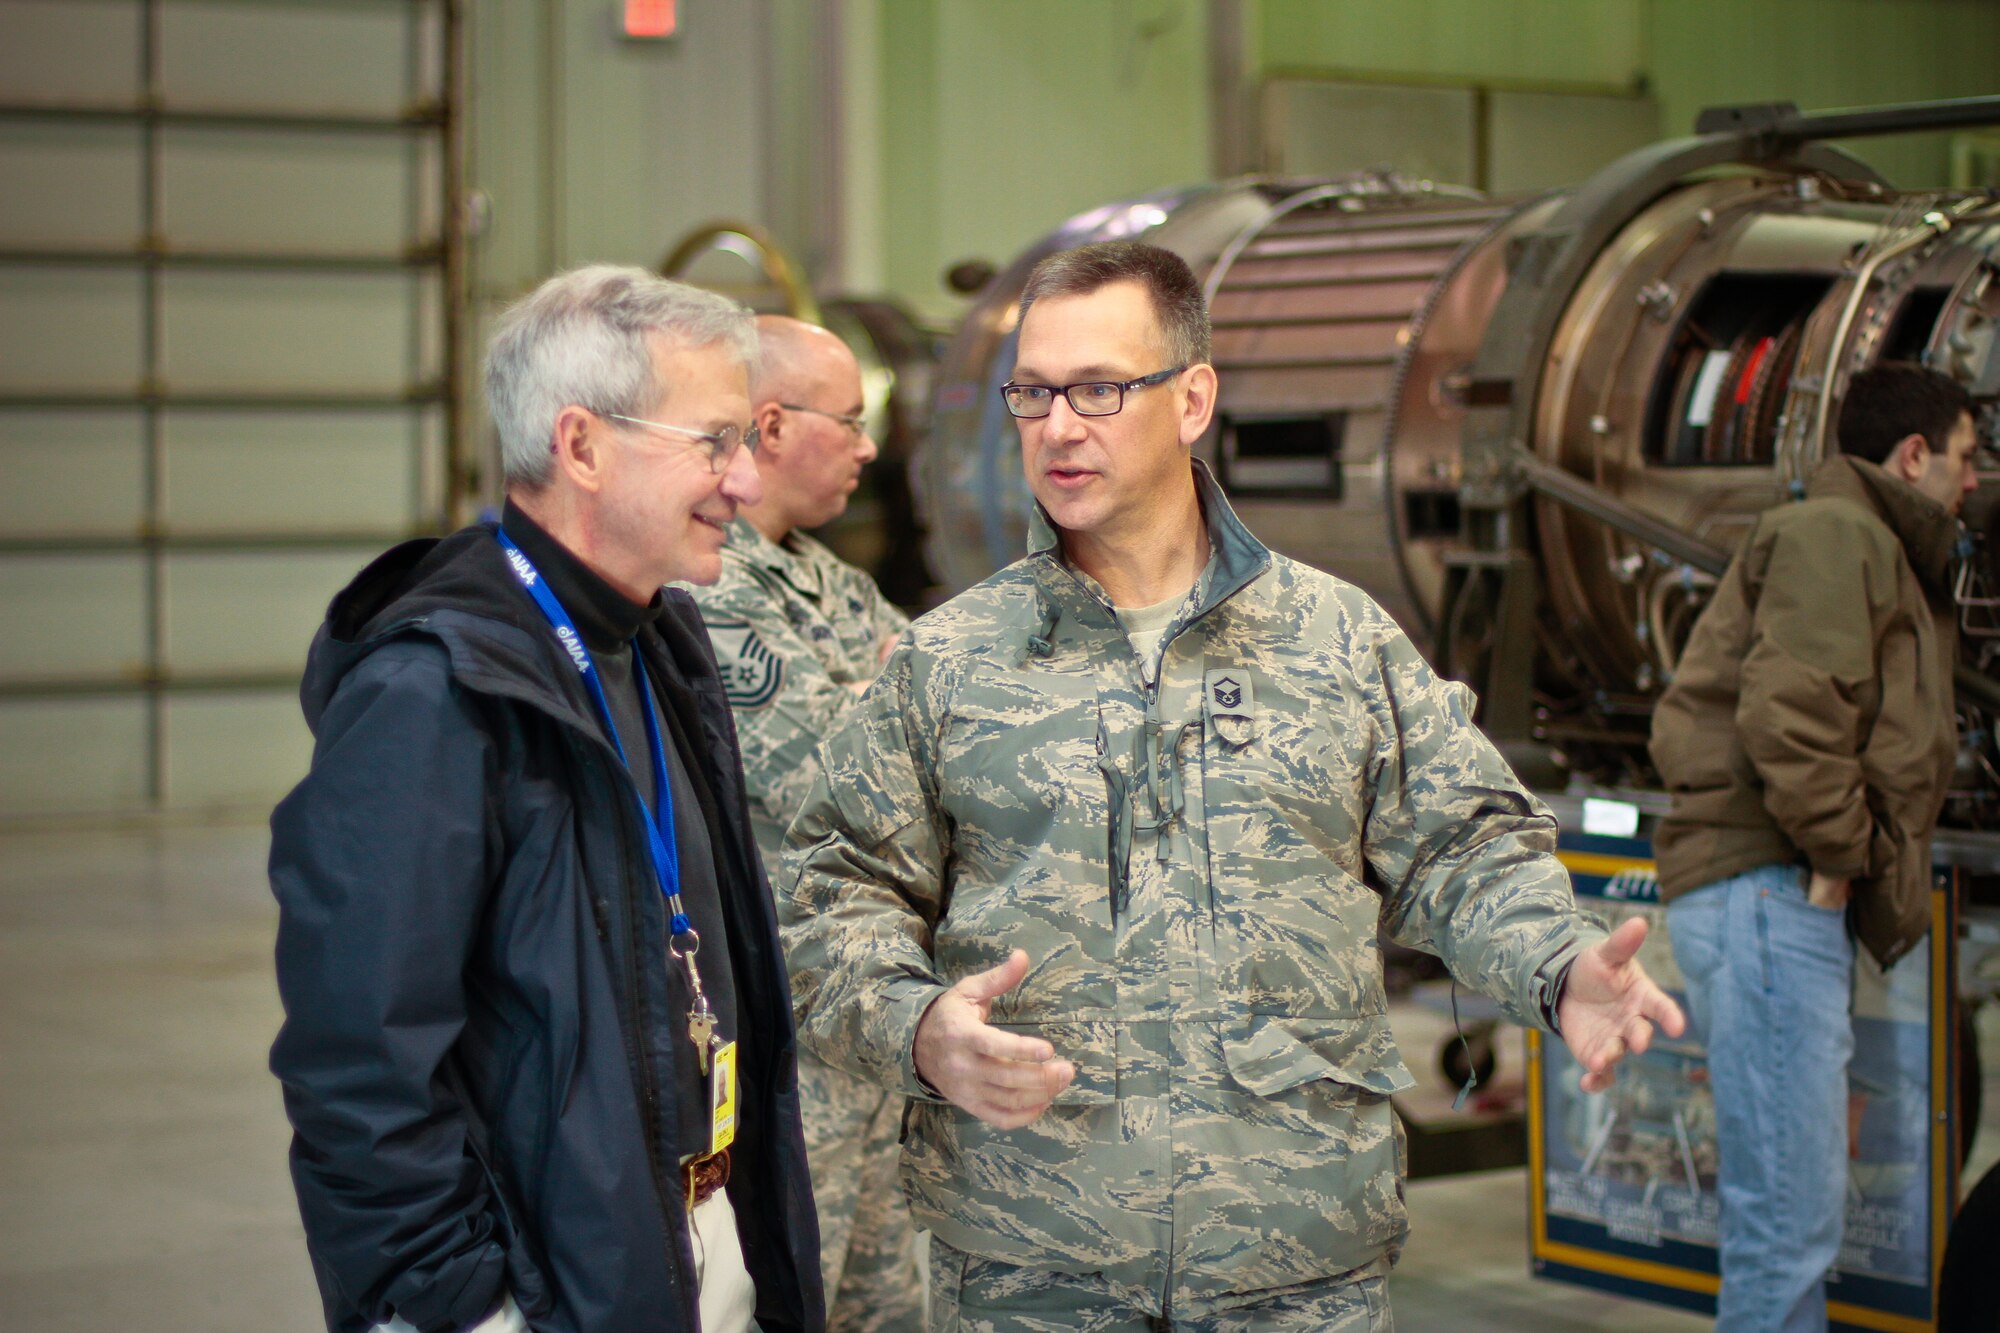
left=1, top=822, right=1993, bottom=1331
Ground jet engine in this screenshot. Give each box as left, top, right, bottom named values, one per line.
left=917, top=98, right=2000, bottom=797
left=917, top=99, right=2000, bottom=1298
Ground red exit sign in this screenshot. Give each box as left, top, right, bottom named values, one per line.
left=623, top=0, right=676, bottom=39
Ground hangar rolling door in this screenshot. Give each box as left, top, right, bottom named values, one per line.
left=0, top=0, right=464, bottom=816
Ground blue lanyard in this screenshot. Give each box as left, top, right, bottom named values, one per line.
left=494, top=528, right=696, bottom=942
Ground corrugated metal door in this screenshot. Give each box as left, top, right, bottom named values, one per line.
left=0, top=0, right=462, bottom=817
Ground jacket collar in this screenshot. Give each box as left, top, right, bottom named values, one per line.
left=501, top=499, right=662, bottom=652
left=725, top=515, right=826, bottom=597
left=1807, top=454, right=1962, bottom=593
left=1025, top=457, right=1271, bottom=623
left=303, top=522, right=717, bottom=748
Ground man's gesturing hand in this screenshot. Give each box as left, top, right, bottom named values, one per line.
left=1556, top=917, right=1687, bottom=1094
left=913, top=948, right=1074, bottom=1129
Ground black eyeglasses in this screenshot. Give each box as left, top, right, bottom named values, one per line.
left=999, top=366, right=1186, bottom=419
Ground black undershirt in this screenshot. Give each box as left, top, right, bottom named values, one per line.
left=500, top=502, right=738, bottom=1155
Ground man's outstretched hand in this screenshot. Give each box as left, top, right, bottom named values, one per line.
left=1556, top=916, right=1687, bottom=1093
left=913, top=948, right=1074, bottom=1129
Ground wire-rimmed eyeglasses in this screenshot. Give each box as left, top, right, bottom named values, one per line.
left=778, top=402, right=867, bottom=435
left=601, top=412, right=760, bottom=474
left=999, top=365, right=1185, bottom=419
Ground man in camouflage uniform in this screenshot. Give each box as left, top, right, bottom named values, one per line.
left=692, top=315, right=919, bottom=1331
left=774, top=242, right=1687, bottom=1331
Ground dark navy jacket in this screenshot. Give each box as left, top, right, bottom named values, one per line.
left=269, top=523, right=824, bottom=1333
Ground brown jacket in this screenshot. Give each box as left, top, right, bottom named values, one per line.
left=1650, top=454, right=1960, bottom=969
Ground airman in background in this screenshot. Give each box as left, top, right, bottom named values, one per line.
left=691, top=315, right=919, bottom=1332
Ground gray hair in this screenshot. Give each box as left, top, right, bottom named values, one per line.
left=485, top=264, right=758, bottom=489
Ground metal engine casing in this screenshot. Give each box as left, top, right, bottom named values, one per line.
left=916, top=144, right=2000, bottom=781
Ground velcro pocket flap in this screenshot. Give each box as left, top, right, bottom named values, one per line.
left=990, top=1019, right=1117, bottom=1105
left=1222, top=1014, right=1415, bottom=1098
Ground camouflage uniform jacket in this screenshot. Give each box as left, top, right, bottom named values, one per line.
left=691, top=517, right=911, bottom=862
left=776, top=462, right=1594, bottom=1305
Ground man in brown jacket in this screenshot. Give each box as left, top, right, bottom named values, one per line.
left=1650, top=362, right=1977, bottom=1332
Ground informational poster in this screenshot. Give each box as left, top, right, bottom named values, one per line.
left=1528, top=823, right=1958, bottom=1332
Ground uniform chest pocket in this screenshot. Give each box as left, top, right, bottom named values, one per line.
left=1198, top=670, right=1368, bottom=838
left=1200, top=672, right=1384, bottom=1016
left=932, top=664, right=1121, bottom=988
left=935, top=666, right=1109, bottom=901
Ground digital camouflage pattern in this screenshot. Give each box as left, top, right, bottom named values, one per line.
left=692, top=517, right=910, bottom=858
left=777, top=462, right=1597, bottom=1313
left=797, top=1081, right=921, bottom=1332
left=689, top=516, right=920, bottom=1332
left=928, top=1239, right=1392, bottom=1331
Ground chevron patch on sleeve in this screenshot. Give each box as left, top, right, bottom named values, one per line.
left=706, top=620, right=785, bottom=709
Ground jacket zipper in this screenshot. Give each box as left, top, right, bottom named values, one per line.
left=1035, top=541, right=1261, bottom=664
left=364, top=596, right=728, bottom=1317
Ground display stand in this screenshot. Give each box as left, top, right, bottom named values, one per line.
left=1528, top=826, right=1961, bottom=1332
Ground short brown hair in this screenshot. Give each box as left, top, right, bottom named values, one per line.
left=1019, top=241, right=1211, bottom=368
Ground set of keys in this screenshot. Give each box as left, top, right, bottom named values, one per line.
left=674, top=927, right=720, bottom=1075
left=688, top=997, right=717, bottom=1074
left=672, top=927, right=738, bottom=1156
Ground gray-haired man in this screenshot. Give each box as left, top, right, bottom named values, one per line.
left=270, top=265, right=824, bottom=1333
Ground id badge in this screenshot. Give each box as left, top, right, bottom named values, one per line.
left=708, top=1040, right=738, bottom=1154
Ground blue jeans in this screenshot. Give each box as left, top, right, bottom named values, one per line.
left=1668, top=862, right=1854, bottom=1333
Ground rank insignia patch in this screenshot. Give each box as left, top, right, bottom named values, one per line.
left=706, top=620, right=785, bottom=709
left=1203, top=667, right=1255, bottom=747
